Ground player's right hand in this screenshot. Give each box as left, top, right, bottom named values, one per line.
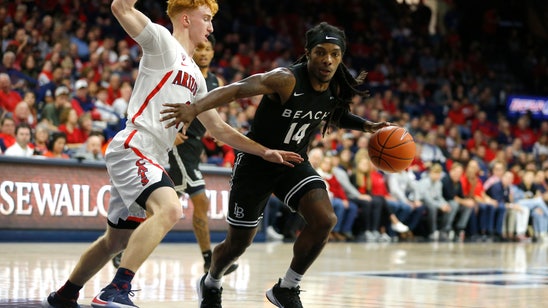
left=160, top=102, right=197, bottom=134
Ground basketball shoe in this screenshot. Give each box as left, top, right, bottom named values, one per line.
left=265, top=279, right=303, bottom=308
left=91, top=283, right=138, bottom=308
left=197, top=274, right=222, bottom=308
left=42, top=292, right=80, bottom=308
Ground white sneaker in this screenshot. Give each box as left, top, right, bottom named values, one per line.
left=391, top=222, right=409, bottom=233
left=266, top=226, right=284, bottom=241
left=378, top=233, right=391, bottom=242
left=429, top=230, right=440, bottom=241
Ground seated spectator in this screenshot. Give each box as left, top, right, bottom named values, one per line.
left=417, top=164, right=458, bottom=241
left=73, top=133, right=105, bottom=162
left=32, top=123, right=50, bottom=156
left=386, top=167, right=425, bottom=236
left=70, top=79, right=95, bottom=116
left=488, top=171, right=530, bottom=241
left=40, top=86, right=71, bottom=131
left=516, top=170, right=548, bottom=242
left=317, top=155, right=359, bottom=241
left=3, top=122, right=33, bottom=157
left=58, top=107, right=86, bottom=148
left=461, top=159, right=499, bottom=241
left=43, top=132, right=70, bottom=159
left=0, top=73, right=22, bottom=113
left=0, top=116, right=16, bottom=151
left=441, top=162, right=475, bottom=242
left=112, top=81, right=131, bottom=119
left=352, top=156, right=422, bottom=241
left=327, top=149, right=410, bottom=241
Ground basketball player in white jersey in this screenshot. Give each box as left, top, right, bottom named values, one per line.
left=42, top=1, right=302, bottom=307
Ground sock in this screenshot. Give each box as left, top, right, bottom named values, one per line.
left=203, top=250, right=212, bottom=264
left=112, top=267, right=135, bottom=289
left=204, top=273, right=222, bottom=289
left=280, top=268, right=303, bottom=289
left=57, top=280, right=82, bottom=300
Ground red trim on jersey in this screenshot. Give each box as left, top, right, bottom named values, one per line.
left=124, top=129, right=138, bottom=149
left=131, top=70, right=174, bottom=124
left=126, top=216, right=146, bottom=223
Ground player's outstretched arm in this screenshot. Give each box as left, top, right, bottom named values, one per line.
left=338, top=112, right=393, bottom=133
left=160, top=68, right=293, bottom=130
left=197, top=109, right=303, bottom=167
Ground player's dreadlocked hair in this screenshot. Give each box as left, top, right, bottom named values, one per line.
left=295, top=22, right=369, bottom=135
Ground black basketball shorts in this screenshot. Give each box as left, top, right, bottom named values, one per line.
left=168, top=138, right=206, bottom=196
left=227, top=152, right=327, bottom=228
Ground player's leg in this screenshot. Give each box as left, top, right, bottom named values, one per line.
left=266, top=188, right=335, bottom=308
left=92, top=172, right=181, bottom=308
left=43, top=184, right=134, bottom=308
left=198, top=226, right=257, bottom=307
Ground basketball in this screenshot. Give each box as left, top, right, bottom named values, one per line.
left=367, top=126, right=415, bottom=173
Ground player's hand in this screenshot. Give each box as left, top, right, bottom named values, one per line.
left=364, top=121, right=394, bottom=133
left=174, top=132, right=188, bottom=146
left=262, top=150, right=304, bottom=167
left=160, top=102, right=197, bottom=134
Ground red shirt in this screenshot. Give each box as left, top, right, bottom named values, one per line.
left=0, top=90, right=23, bottom=113
left=357, top=171, right=390, bottom=197
left=460, top=175, right=484, bottom=198
left=323, top=174, right=348, bottom=201
left=58, top=124, right=87, bottom=144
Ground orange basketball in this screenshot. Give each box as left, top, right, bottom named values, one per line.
left=367, top=126, right=415, bottom=173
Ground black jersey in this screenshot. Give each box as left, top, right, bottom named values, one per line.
left=185, top=71, right=219, bottom=138
left=247, top=63, right=336, bottom=157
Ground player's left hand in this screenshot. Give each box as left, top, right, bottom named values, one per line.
left=263, top=150, right=304, bottom=167
left=364, top=121, right=394, bottom=133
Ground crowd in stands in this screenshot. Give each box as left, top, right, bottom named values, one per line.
left=1, top=1, right=548, bottom=242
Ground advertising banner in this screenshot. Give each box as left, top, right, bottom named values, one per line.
left=0, top=157, right=232, bottom=231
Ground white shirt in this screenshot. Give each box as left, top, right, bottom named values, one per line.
left=4, top=143, right=34, bottom=157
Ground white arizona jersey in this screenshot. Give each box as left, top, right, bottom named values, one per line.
left=108, top=20, right=207, bottom=166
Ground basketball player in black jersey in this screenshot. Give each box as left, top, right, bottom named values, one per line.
left=112, top=35, right=239, bottom=275
left=161, top=22, right=391, bottom=308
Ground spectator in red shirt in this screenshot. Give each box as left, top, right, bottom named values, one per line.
left=0, top=73, right=23, bottom=113
left=512, top=115, right=537, bottom=152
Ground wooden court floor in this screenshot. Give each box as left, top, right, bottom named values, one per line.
left=1, top=241, right=547, bottom=307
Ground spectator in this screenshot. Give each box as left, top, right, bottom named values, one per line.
left=43, top=131, right=70, bottom=159
left=461, top=159, right=499, bottom=241
left=417, top=164, right=458, bottom=241
left=386, top=168, right=426, bottom=236
left=58, top=107, right=86, bottom=148
left=317, top=155, right=359, bottom=241
left=112, top=81, right=131, bottom=119
left=487, top=171, right=529, bottom=242
left=0, top=116, right=16, bottom=151
left=0, top=72, right=23, bottom=113
left=3, top=122, right=33, bottom=157
left=73, top=133, right=105, bottom=162
left=516, top=170, right=548, bottom=242
left=40, top=85, right=71, bottom=130
left=441, top=162, right=474, bottom=242
left=32, top=123, right=49, bottom=156
left=70, top=79, right=94, bottom=116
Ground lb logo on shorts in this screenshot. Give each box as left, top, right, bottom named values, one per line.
left=136, top=158, right=150, bottom=186
left=233, top=203, right=245, bottom=219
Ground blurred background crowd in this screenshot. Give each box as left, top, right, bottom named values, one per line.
left=1, top=0, right=547, bottom=242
